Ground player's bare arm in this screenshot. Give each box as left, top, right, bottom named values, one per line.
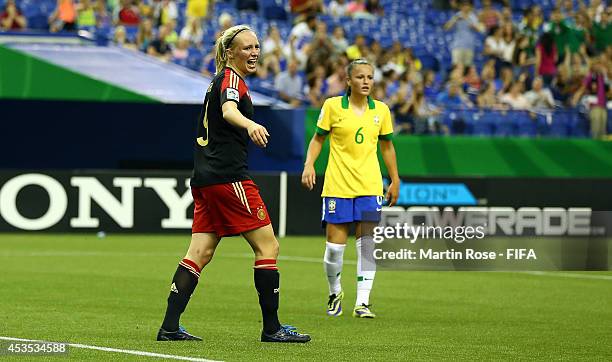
left=222, top=101, right=269, bottom=147
left=380, top=139, right=400, bottom=207
left=302, top=133, right=326, bottom=190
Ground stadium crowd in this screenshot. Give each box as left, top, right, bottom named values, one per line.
left=1, top=0, right=611, bottom=138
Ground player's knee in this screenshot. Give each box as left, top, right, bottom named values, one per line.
left=267, top=239, right=280, bottom=259
left=186, top=247, right=215, bottom=268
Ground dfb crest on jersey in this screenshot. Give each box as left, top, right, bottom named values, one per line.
left=328, top=199, right=336, bottom=214
left=226, top=88, right=239, bottom=101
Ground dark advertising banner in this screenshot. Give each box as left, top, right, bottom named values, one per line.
left=1, top=171, right=611, bottom=244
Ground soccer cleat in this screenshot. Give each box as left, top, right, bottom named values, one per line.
left=326, top=291, right=344, bottom=316
left=156, top=325, right=202, bottom=341
left=261, top=325, right=311, bottom=343
left=352, top=304, right=376, bottom=318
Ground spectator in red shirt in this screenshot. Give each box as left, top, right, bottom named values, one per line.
left=118, top=0, right=140, bottom=26
left=535, top=32, right=557, bottom=86
left=0, top=0, right=27, bottom=30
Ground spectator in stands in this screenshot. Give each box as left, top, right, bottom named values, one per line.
left=306, top=21, right=334, bottom=72
left=365, top=0, right=384, bottom=17
left=444, top=0, right=484, bottom=66
left=590, top=6, right=611, bottom=55
left=326, top=58, right=349, bottom=96
left=171, top=37, right=190, bottom=62
left=275, top=59, right=304, bottom=107
left=49, top=0, right=77, bottom=32
left=463, top=65, right=481, bottom=93
left=117, top=0, right=140, bottom=26
left=500, top=81, right=530, bottom=110
left=113, top=25, right=137, bottom=49
left=572, top=57, right=610, bottom=139
left=237, top=0, right=259, bottom=12
left=180, top=17, right=204, bottom=48
left=259, top=25, right=286, bottom=78
left=512, top=35, right=535, bottom=75
left=587, top=0, right=605, bottom=23
left=164, top=19, right=179, bottom=47
left=328, top=0, right=349, bottom=18
left=214, top=12, right=234, bottom=39
left=289, top=12, right=317, bottom=47
left=518, top=6, right=541, bottom=55
left=423, top=70, right=440, bottom=100
left=186, top=0, right=214, bottom=22
left=330, top=26, right=349, bottom=55
left=478, top=0, right=501, bottom=31
left=155, top=0, right=178, bottom=26
left=347, top=0, right=375, bottom=20
left=392, top=85, right=414, bottom=134
left=477, top=82, right=506, bottom=109
left=76, top=0, right=96, bottom=28
left=484, top=25, right=513, bottom=68
left=346, top=34, right=367, bottom=61
left=306, top=64, right=328, bottom=107
left=535, top=32, right=558, bottom=86
left=290, top=0, right=323, bottom=22
left=436, top=81, right=473, bottom=109
left=200, top=46, right=216, bottom=77
left=525, top=76, right=555, bottom=109
left=95, top=0, right=112, bottom=29
left=147, top=22, right=173, bottom=62
left=0, top=0, right=27, bottom=31
left=408, top=83, right=444, bottom=135
left=136, top=18, right=154, bottom=52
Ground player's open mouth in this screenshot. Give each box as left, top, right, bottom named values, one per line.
left=247, top=59, right=257, bottom=66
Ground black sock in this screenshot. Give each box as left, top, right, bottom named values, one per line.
left=254, top=267, right=281, bottom=334
left=161, top=259, right=201, bottom=332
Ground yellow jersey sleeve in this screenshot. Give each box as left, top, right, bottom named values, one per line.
left=316, top=99, right=332, bottom=135
left=378, top=103, right=394, bottom=140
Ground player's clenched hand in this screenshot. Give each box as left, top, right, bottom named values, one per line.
left=247, top=123, right=269, bottom=148
left=301, top=164, right=316, bottom=190
left=385, top=180, right=399, bottom=207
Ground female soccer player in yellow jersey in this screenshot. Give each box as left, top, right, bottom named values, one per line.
left=301, top=58, right=400, bottom=318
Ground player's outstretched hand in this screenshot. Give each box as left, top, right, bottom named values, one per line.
left=247, top=123, right=269, bottom=148
left=385, top=179, right=399, bottom=207
left=301, top=164, right=316, bottom=190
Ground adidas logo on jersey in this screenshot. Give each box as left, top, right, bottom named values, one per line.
left=170, top=283, right=178, bottom=294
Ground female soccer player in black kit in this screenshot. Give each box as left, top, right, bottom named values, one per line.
left=157, top=25, right=311, bottom=343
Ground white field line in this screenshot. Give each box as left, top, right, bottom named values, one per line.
left=0, top=336, right=220, bottom=362
left=520, top=271, right=612, bottom=281
left=1, top=251, right=610, bottom=279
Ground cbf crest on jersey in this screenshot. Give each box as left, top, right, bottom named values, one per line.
left=328, top=199, right=336, bottom=214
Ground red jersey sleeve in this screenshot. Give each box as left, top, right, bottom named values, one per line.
left=220, top=68, right=249, bottom=105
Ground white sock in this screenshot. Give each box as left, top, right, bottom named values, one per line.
left=324, top=241, right=345, bottom=295
left=356, top=237, right=376, bottom=306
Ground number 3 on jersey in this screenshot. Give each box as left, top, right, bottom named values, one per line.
left=197, top=84, right=213, bottom=147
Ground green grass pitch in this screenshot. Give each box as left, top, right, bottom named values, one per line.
left=0, top=233, right=611, bottom=361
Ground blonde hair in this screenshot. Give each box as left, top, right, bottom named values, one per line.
left=214, top=25, right=253, bottom=73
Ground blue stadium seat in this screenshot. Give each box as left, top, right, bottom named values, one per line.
left=516, top=111, right=538, bottom=137
left=472, top=111, right=495, bottom=136
left=548, top=112, right=570, bottom=137
left=494, top=111, right=516, bottom=137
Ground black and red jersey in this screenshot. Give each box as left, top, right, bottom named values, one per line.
left=191, top=67, right=254, bottom=187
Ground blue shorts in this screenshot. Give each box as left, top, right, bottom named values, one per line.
left=321, top=196, right=383, bottom=226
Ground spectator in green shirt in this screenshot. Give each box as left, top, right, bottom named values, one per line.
left=591, top=7, right=611, bottom=54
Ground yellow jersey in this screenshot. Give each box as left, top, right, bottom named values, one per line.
left=316, top=95, right=393, bottom=198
